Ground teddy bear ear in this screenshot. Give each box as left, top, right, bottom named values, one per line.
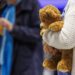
left=39, top=9, right=49, bottom=23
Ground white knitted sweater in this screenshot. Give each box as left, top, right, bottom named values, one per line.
left=43, top=0, right=75, bottom=75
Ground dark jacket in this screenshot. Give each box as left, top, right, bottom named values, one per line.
left=12, top=0, right=41, bottom=48
left=11, top=0, right=42, bottom=75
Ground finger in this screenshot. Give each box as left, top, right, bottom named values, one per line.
left=0, top=20, right=6, bottom=27
left=0, top=20, right=4, bottom=26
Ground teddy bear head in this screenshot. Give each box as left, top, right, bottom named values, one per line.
left=39, top=5, right=62, bottom=26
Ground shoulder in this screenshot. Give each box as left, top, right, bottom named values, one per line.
left=66, top=0, right=75, bottom=15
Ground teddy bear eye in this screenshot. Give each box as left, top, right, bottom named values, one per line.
left=46, top=13, right=50, bottom=18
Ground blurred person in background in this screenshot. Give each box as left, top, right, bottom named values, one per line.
left=0, top=0, right=43, bottom=75
left=0, top=0, right=7, bottom=74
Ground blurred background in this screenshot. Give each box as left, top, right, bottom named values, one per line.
left=39, top=0, right=68, bottom=12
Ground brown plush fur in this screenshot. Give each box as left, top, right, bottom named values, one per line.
left=39, top=5, right=73, bottom=72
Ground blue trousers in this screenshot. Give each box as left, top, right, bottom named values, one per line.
left=43, top=70, right=71, bottom=75
left=58, top=71, right=71, bottom=75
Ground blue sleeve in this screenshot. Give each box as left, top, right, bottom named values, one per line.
left=7, top=6, right=15, bottom=25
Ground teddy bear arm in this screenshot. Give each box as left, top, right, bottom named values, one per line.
left=49, top=21, right=64, bottom=32
left=40, top=28, right=47, bottom=36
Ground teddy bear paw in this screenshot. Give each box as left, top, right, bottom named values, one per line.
left=57, top=59, right=72, bottom=72
left=49, top=21, right=64, bottom=32
left=43, top=59, right=57, bottom=70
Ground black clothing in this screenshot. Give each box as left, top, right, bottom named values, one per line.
left=11, top=0, right=43, bottom=75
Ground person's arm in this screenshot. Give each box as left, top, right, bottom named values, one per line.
left=11, top=0, right=41, bottom=43
left=43, top=4, right=75, bottom=49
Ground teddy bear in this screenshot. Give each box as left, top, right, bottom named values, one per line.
left=39, top=5, right=73, bottom=72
